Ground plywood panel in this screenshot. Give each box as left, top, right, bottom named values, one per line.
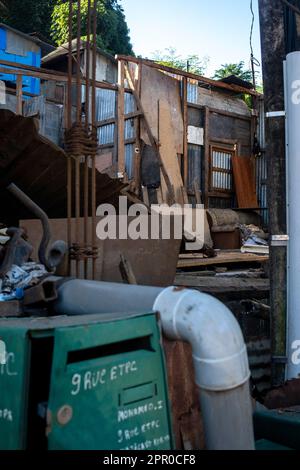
left=140, top=65, right=183, bottom=154
left=232, top=155, right=259, bottom=209
left=159, top=102, right=184, bottom=203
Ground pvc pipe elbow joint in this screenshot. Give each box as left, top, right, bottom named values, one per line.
left=153, top=287, right=250, bottom=392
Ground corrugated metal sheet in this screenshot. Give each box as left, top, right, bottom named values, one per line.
left=125, top=118, right=135, bottom=140
left=211, top=149, right=233, bottom=191
left=96, top=90, right=136, bottom=148
left=23, top=95, right=63, bottom=146
left=125, top=144, right=134, bottom=179
left=187, top=82, right=198, bottom=104
left=98, top=123, right=114, bottom=145
left=96, top=88, right=116, bottom=120
left=208, top=197, right=234, bottom=209
left=256, top=99, right=268, bottom=224
left=247, top=338, right=271, bottom=393
left=125, top=92, right=135, bottom=114
left=188, top=144, right=202, bottom=191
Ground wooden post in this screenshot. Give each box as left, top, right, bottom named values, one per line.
left=258, top=0, right=287, bottom=386
left=133, top=61, right=142, bottom=191
left=117, top=59, right=125, bottom=177
left=16, top=75, right=23, bottom=115
left=204, top=107, right=210, bottom=207
left=182, top=77, right=188, bottom=188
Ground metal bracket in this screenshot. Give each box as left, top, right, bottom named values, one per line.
left=271, top=235, right=289, bottom=247
left=266, top=111, right=286, bottom=118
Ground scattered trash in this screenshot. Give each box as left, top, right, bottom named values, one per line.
left=0, top=263, right=48, bottom=301
left=240, top=224, right=269, bottom=255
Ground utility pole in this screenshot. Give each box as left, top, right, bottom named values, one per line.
left=258, top=0, right=287, bottom=386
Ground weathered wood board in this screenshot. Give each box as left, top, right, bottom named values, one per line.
left=140, top=65, right=183, bottom=154
left=232, top=155, right=259, bottom=209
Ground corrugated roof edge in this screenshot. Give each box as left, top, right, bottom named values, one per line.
left=42, top=38, right=116, bottom=65
left=0, top=22, right=55, bottom=52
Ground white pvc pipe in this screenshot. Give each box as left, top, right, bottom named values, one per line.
left=54, top=281, right=255, bottom=450
left=285, top=52, right=300, bottom=380
left=154, top=287, right=255, bottom=450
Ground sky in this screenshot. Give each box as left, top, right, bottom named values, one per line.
left=121, top=0, right=261, bottom=78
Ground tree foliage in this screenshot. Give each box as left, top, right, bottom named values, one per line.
left=0, top=0, right=133, bottom=56
left=151, top=48, right=209, bottom=76
left=213, top=61, right=253, bottom=82
left=0, top=0, right=55, bottom=41
left=51, top=0, right=133, bottom=55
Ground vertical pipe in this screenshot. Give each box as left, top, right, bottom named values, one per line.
left=91, top=0, right=97, bottom=279
left=285, top=52, right=300, bottom=380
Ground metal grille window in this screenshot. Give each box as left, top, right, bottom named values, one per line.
left=210, top=147, right=234, bottom=192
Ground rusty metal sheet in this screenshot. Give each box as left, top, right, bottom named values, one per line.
left=21, top=217, right=181, bottom=287
left=163, top=338, right=205, bottom=450
left=0, top=110, right=125, bottom=223
left=264, top=379, right=300, bottom=410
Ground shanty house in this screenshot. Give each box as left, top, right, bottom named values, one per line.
left=0, top=23, right=54, bottom=95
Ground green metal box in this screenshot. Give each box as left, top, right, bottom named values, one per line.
left=0, top=312, right=173, bottom=450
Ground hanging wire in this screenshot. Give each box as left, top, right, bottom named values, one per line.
left=249, top=0, right=260, bottom=89
left=281, top=0, right=300, bottom=16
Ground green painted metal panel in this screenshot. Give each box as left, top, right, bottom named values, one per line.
left=255, top=439, right=292, bottom=451
left=0, top=328, right=30, bottom=450
left=254, top=410, right=300, bottom=450
left=47, top=314, right=173, bottom=450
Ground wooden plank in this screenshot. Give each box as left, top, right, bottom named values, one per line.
left=193, top=181, right=202, bottom=205
left=117, top=60, right=125, bottom=176
left=0, top=64, right=130, bottom=92
left=159, top=102, right=185, bottom=204
left=142, top=187, right=150, bottom=206
left=178, top=251, right=269, bottom=268
left=174, top=275, right=270, bottom=298
left=119, top=254, right=137, bottom=285
left=139, top=64, right=184, bottom=154
left=116, top=55, right=261, bottom=97
left=232, top=155, right=259, bottom=209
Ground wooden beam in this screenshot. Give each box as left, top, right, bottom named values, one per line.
left=95, top=110, right=143, bottom=128
left=0, top=63, right=132, bottom=92
left=119, top=254, right=137, bottom=285
left=117, top=60, right=125, bottom=176
left=116, top=55, right=261, bottom=97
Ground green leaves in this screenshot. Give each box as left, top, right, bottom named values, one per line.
left=213, top=61, right=253, bottom=82
left=0, top=0, right=133, bottom=56
left=51, top=0, right=133, bottom=55
left=151, top=48, right=209, bottom=76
